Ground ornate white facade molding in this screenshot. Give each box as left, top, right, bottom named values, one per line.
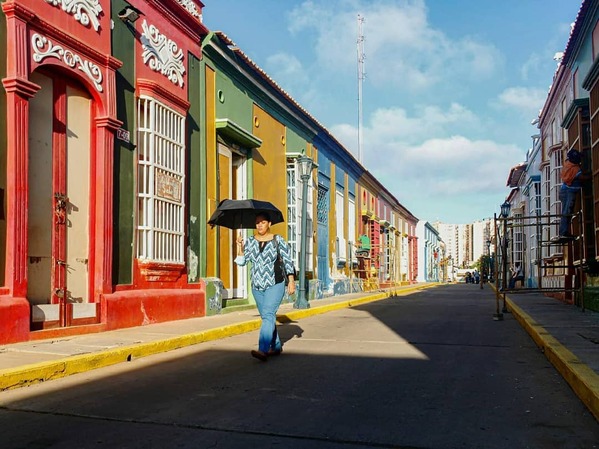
left=175, top=0, right=202, bottom=20
left=140, top=20, right=185, bottom=88
left=31, top=33, right=103, bottom=92
left=44, top=0, right=103, bottom=31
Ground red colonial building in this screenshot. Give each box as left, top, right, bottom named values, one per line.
left=0, top=0, right=208, bottom=343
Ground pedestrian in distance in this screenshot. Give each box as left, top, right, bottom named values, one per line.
left=235, top=213, right=296, bottom=362
left=557, top=149, right=588, bottom=240
left=508, top=262, right=524, bottom=289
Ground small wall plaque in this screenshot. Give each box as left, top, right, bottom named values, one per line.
left=117, top=128, right=130, bottom=143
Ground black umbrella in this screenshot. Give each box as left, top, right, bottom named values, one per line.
left=208, top=199, right=285, bottom=229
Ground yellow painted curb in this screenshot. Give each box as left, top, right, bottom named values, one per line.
left=0, top=320, right=260, bottom=392
left=507, top=297, right=599, bottom=422
left=0, top=284, right=437, bottom=392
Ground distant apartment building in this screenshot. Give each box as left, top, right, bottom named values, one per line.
left=471, top=219, right=494, bottom=262
left=434, top=219, right=494, bottom=269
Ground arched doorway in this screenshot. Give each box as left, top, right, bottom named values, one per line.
left=27, top=70, right=95, bottom=329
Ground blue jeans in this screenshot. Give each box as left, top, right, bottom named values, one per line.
left=559, top=187, right=579, bottom=236
left=509, top=276, right=523, bottom=289
left=252, top=282, right=285, bottom=353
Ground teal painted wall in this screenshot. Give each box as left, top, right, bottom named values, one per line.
left=286, top=127, right=305, bottom=154
left=203, top=37, right=314, bottom=144
left=214, top=70, right=254, bottom=131
left=188, top=53, right=202, bottom=282
left=112, top=0, right=136, bottom=285
left=335, top=165, right=345, bottom=190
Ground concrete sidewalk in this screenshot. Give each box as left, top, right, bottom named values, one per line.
left=503, top=290, right=599, bottom=422
left=2, top=282, right=599, bottom=423
left=0, top=283, right=436, bottom=392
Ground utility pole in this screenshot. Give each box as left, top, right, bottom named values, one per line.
left=357, top=14, right=365, bottom=164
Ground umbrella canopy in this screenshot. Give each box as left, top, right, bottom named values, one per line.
left=208, top=199, right=284, bottom=229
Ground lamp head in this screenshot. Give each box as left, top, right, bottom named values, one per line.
left=297, top=154, right=314, bottom=180
left=119, top=7, right=140, bottom=23
left=500, top=201, right=511, bottom=218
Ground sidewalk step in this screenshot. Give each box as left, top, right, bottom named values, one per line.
left=222, top=298, right=249, bottom=307
left=221, top=298, right=255, bottom=314
left=221, top=303, right=256, bottom=314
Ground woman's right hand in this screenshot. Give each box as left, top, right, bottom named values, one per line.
left=236, top=233, right=244, bottom=245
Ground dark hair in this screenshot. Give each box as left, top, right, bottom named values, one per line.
left=255, top=213, right=271, bottom=223
left=567, top=149, right=581, bottom=164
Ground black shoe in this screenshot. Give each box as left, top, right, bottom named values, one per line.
left=251, top=350, right=268, bottom=362
left=268, top=348, right=283, bottom=356
left=551, top=235, right=573, bottom=244
left=554, top=235, right=575, bottom=244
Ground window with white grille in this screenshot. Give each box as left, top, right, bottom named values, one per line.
left=529, top=182, right=541, bottom=278
left=513, top=212, right=523, bottom=267
left=550, top=150, right=563, bottom=240
left=383, top=228, right=391, bottom=280
left=287, top=158, right=314, bottom=270
left=335, top=190, right=346, bottom=263
left=542, top=165, right=551, bottom=259
left=136, top=96, right=185, bottom=263
left=348, top=197, right=356, bottom=264
left=286, top=160, right=298, bottom=264
left=388, top=229, right=396, bottom=280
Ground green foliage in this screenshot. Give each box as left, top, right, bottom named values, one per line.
left=477, top=254, right=493, bottom=274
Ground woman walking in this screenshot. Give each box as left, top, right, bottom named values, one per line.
left=235, top=213, right=296, bottom=361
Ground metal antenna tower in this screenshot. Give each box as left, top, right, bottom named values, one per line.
left=357, top=14, right=365, bottom=164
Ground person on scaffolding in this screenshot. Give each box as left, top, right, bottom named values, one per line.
left=557, top=149, right=585, bottom=242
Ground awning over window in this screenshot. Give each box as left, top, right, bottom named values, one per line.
left=216, top=118, right=262, bottom=149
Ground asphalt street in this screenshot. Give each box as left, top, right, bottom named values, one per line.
left=1, top=284, right=598, bottom=449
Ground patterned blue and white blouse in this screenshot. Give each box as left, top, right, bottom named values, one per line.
left=234, top=235, right=295, bottom=291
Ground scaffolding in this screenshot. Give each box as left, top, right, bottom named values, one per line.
left=352, top=243, right=382, bottom=292
left=492, top=209, right=586, bottom=320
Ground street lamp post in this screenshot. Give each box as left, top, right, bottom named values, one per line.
left=493, top=213, right=502, bottom=320
left=499, top=201, right=511, bottom=315
left=486, top=239, right=492, bottom=282
left=294, top=154, right=316, bottom=309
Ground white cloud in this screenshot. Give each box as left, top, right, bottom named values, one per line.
left=279, top=1, right=534, bottom=221
left=520, top=53, right=542, bottom=80
left=370, top=136, right=522, bottom=221
left=331, top=104, right=524, bottom=222
left=394, top=136, right=521, bottom=193
left=332, top=102, right=479, bottom=148
left=287, top=0, right=503, bottom=92
left=265, top=52, right=309, bottom=87
left=496, top=86, right=548, bottom=117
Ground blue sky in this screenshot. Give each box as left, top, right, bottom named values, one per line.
left=202, top=0, right=581, bottom=224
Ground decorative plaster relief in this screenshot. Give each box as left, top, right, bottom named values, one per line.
left=31, top=33, right=103, bottom=92
left=175, top=0, right=202, bottom=20
left=44, top=0, right=103, bottom=32
left=140, top=20, right=185, bottom=88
